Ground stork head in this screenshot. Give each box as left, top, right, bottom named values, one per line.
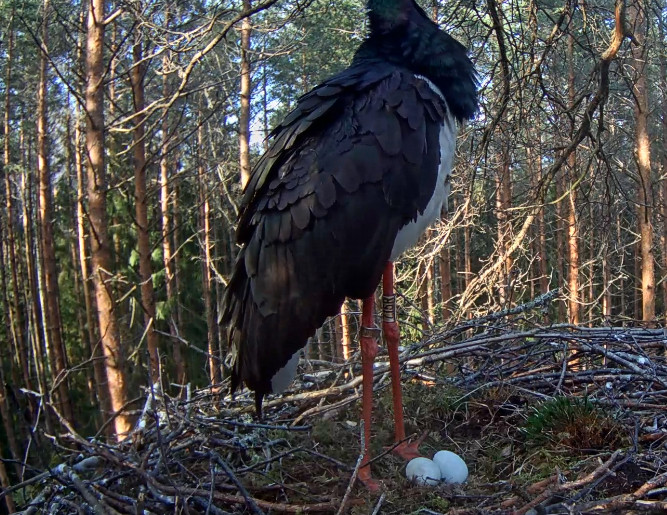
left=367, top=0, right=419, bottom=34
left=359, top=0, right=478, bottom=123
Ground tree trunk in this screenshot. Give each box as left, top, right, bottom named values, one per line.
left=488, top=0, right=512, bottom=309
left=617, top=211, right=626, bottom=319
left=555, top=175, right=567, bottom=321
left=131, top=39, right=161, bottom=387
left=631, top=0, right=655, bottom=322
left=199, top=120, right=221, bottom=385
left=37, top=0, right=74, bottom=424
left=3, top=9, right=32, bottom=398
left=0, top=440, right=15, bottom=512
left=439, top=208, right=453, bottom=319
left=159, top=15, right=186, bottom=386
left=74, top=2, right=111, bottom=429
left=340, top=301, right=353, bottom=360
left=239, top=0, right=252, bottom=187
left=602, top=244, right=612, bottom=322
left=85, top=0, right=130, bottom=438
left=496, top=142, right=512, bottom=307
left=662, top=7, right=667, bottom=324
left=0, top=219, right=24, bottom=480
left=21, top=127, right=54, bottom=434
left=65, top=112, right=97, bottom=412
left=566, top=28, right=581, bottom=325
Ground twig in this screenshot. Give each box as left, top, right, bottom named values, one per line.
left=210, top=452, right=264, bottom=515
left=370, top=492, right=386, bottom=515
left=335, top=420, right=366, bottom=515
left=515, top=451, right=622, bottom=515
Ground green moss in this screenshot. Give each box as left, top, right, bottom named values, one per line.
left=521, top=396, right=627, bottom=453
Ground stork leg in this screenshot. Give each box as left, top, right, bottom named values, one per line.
left=383, top=261, right=424, bottom=460
left=358, top=295, right=380, bottom=491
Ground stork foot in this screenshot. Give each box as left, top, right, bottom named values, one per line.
left=391, top=431, right=428, bottom=461
left=358, top=465, right=381, bottom=492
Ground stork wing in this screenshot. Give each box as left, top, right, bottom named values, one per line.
left=221, top=63, right=449, bottom=399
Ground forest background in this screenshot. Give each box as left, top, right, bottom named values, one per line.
left=0, top=0, right=663, bottom=507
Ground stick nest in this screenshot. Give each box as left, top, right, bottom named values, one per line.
left=9, top=298, right=667, bottom=514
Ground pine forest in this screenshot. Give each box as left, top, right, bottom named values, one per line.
left=2, top=0, right=667, bottom=513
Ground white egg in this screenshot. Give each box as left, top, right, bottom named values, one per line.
left=405, top=457, right=441, bottom=486
left=433, top=450, right=468, bottom=484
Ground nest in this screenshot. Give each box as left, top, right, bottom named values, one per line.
left=7, top=294, right=667, bottom=514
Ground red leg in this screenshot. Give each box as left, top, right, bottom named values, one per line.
left=383, top=262, right=424, bottom=460
left=358, top=295, right=380, bottom=491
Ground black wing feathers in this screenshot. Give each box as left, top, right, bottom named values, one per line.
left=221, top=65, right=448, bottom=397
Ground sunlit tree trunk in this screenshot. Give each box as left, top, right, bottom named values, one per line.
left=85, top=0, right=130, bottom=438
left=631, top=0, right=655, bottom=322
left=566, top=28, right=581, bottom=325
left=74, top=3, right=110, bottom=428
left=340, top=301, right=353, bottom=360
left=239, top=0, right=252, bottom=187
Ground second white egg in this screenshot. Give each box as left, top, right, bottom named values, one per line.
left=433, top=450, right=468, bottom=484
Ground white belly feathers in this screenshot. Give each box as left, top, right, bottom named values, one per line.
left=391, top=82, right=457, bottom=261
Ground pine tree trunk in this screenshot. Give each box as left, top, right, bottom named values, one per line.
left=3, top=10, right=32, bottom=397
left=239, top=0, right=252, bottom=187
left=22, top=135, right=54, bottom=434
left=617, top=212, right=626, bottom=319
left=37, top=0, right=74, bottom=424
left=0, top=224, right=24, bottom=479
left=159, top=17, right=186, bottom=385
left=602, top=245, right=612, bottom=322
left=567, top=187, right=580, bottom=324
left=65, top=113, right=97, bottom=412
left=631, top=0, right=656, bottom=323
left=496, top=142, right=512, bottom=307
left=75, top=81, right=111, bottom=430
left=439, top=208, right=452, bottom=319
left=555, top=175, right=567, bottom=321
left=199, top=120, right=221, bottom=385
left=566, top=29, right=581, bottom=325
left=85, top=0, right=130, bottom=438
left=340, top=301, right=352, bottom=360
left=0, top=303, right=22, bottom=481
left=0, top=439, right=15, bottom=512
left=489, top=0, right=512, bottom=309
left=131, top=40, right=161, bottom=387
left=427, top=259, right=435, bottom=324
left=661, top=7, right=667, bottom=325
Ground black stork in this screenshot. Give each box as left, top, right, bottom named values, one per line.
left=221, top=0, right=477, bottom=489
